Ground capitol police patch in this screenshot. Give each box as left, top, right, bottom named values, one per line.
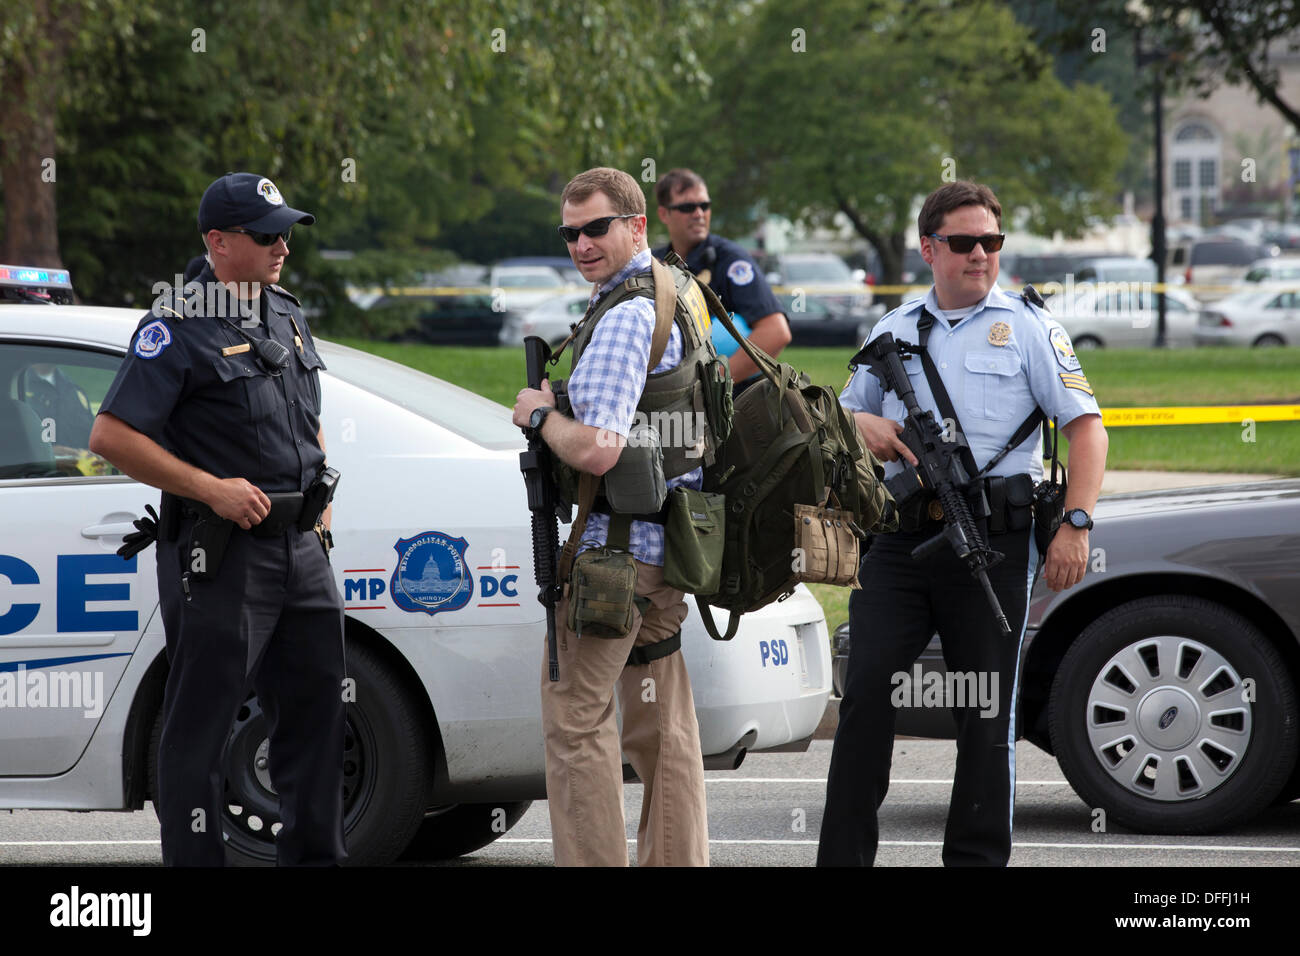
left=134, top=320, right=172, bottom=359
left=391, top=531, right=473, bottom=616
left=257, top=177, right=284, bottom=206
left=1049, top=325, right=1081, bottom=371
left=726, top=259, right=755, bottom=286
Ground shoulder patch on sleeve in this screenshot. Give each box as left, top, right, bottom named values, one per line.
left=134, top=320, right=173, bottom=359
left=1049, top=324, right=1081, bottom=371
left=726, top=259, right=755, bottom=286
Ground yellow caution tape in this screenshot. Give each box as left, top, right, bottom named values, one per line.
left=1101, top=405, right=1300, bottom=427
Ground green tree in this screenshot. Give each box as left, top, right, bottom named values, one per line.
left=1040, top=1, right=1300, bottom=132
left=667, top=0, right=1127, bottom=293
left=3, top=0, right=721, bottom=326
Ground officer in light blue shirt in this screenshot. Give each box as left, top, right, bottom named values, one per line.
left=840, top=284, right=1102, bottom=484
left=819, top=182, right=1108, bottom=868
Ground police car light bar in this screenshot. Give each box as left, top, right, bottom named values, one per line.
left=0, top=264, right=75, bottom=304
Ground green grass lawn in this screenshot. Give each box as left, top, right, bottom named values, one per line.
left=336, top=338, right=1300, bottom=476
left=333, top=339, right=1299, bottom=636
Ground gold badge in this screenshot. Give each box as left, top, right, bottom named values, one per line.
left=988, top=322, right=1011, bottom=346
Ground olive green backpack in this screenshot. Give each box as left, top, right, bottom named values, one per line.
left=691, top=284, right=897, bottom=640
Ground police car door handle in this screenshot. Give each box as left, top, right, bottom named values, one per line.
left=81, top=521, right=136, bottom=539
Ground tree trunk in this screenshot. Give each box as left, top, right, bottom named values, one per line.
left=0, top=13, right=64, bottom=269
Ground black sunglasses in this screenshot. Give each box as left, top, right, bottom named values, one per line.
left=667, top=201, right=710, bottom=214
left=557, top=214, right=638, bottom=243
left=928, top=233, right=1004, bottom=254
left=224, top=226, right=293, bottom=246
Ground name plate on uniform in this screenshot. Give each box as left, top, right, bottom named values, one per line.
left=221, top=343, right=251, bottom=356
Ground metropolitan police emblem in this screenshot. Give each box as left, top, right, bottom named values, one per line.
left=133, top=320, right=172, bottom=359
left=988, top=321, right=1011, bottom=346
left=391, top=531, right=473, bottom=616
left=1049, top=325, right=1082, bottom=371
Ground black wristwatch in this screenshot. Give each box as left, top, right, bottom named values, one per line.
left=1063, top=508, right=1094, bottom=530
left=528, top=405, right=554, bottom=437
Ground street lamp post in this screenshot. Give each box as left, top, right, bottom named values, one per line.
left=1137, top=27, right=1169, bottom=348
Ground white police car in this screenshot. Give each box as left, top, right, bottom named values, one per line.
left=0, top=267, right=831, bottom=864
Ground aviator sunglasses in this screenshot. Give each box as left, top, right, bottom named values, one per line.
left=224, top=226, right=293, bottom=246
left=927, top=232, right=1005, bottom=254
left=557, top=214, right=639, bottom=243
left=667, top=201, right=711, bottom=214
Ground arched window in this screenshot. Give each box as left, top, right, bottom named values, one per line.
left=1170, top=119, right=1221, bottom=224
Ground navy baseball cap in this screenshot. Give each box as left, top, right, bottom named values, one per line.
left=197, top=172, right=315, bottom=234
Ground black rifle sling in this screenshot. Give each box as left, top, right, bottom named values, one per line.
left=914, top=309, right=980, bottom=479
left=915, top=309, right=1045, bottom=480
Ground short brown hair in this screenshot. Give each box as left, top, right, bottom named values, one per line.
left=561, top=167, right=646, bottom=216
left=655, top=168, right=706, bottom=208
left=918, top=181, right=1002, bottom=239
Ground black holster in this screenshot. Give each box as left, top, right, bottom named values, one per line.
left=299, top=466, right=341, bottom=532
left=186, top=513, right=234, bottom=581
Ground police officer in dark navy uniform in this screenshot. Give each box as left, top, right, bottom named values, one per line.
left=89, top=172, right=346, bottom=866
left=818, top=182, right=1108, bottom=867
left=653, top=168, right=791, bottom=389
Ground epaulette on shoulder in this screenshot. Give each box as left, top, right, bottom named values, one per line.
left=268, top=283, right=302, bottom=307
left=150, top=287, right=189, bottom=322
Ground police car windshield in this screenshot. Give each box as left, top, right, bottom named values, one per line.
left=315, top=341, right=523, bottom=450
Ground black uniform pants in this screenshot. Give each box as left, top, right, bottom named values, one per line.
left=155, top=519, right=347, bottom=866
left=818, top=525, right=1036, bottom=867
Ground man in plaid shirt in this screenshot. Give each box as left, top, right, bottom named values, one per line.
left=512, top=167, right=709, bottom=866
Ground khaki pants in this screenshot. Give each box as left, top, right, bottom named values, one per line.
left=541, top=561, right=709, bottom=866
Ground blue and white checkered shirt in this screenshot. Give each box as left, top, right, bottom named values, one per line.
left=568, top=248, right=703, bottom=564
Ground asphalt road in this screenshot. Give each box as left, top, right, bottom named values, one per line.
left=4, top=739, right=1297, bottom=868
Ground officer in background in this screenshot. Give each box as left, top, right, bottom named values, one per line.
left=89, top=172, right=346, bottom=866
left=819, top=181, right=1108, bottom=867
left=653, top=168, right=791, bottom=388
left=512, top=167, right=710, bottom=866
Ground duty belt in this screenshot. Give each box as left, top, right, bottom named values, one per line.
left=178, top=492, right=306, bottom=538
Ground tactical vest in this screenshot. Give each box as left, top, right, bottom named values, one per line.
left=552, top=259, right=733, bottom=508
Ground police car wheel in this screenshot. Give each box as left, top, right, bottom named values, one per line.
left=1048, top=596, right=1298, bottom=834
left=148, top=640, right=434, bottom=865
left=398, top=801, right=533, bottom=860
left=1072, top=334, right=1103, bottom=350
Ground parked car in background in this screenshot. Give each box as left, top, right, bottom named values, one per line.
left=1045, top=286, right=1200, bottom=349
left=488, top=263, right=573, bottom=312
left=779, top=293, right=880, bottom=346
left=1072, top=256, right=1156, bottom=284
left=1196, top=287, right=1300, bottom=346
left=495, top=256, right=585, bottom=286
left=1169, top=236, right=1275, bottom=300
left=845, top=480, right=1300, bottom=834
left=498, top=289, right=589, bottom=347
left=764, top=252, right=874, bottom=319
left=1234, top=256, right=1300, bottom=290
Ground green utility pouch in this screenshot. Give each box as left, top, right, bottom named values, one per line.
left=663, top=487, right=726, bottom=595
left=567, top=546, right=639, bottom=639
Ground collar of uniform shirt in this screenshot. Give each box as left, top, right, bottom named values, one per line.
left=920, top=282, right=1014, bottom=328
left=590, top=248, right=653, bottom=304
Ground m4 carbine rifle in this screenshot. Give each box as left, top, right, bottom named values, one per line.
left=851, top=332, right=1011, bottom=635
left=519, top=336, right=569, bottom=680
